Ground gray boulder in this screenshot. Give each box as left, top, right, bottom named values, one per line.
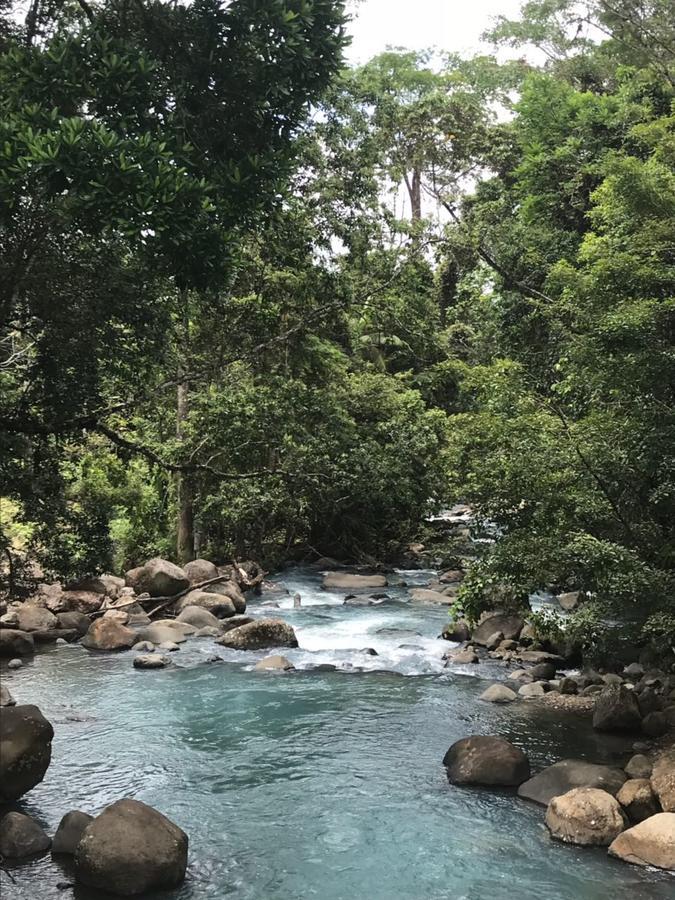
left=545, top=787, right=625, bottom=846
left=202, top=581, right=247, bottom=613
left=9, top=604, right=58, bottom=632
left=518, top=759, right=626, bottom=806
left=0, top=628, right=34, bottom=657
left=75, top=799, right=188, bottom=896
left=176, top=606, right=222, bottom=629
left=81, top=618, right=136, bottom=651
left=254, top=655, right=295, bottom=672
left=593, top=684, right=642, bottom=732
left=519, top=682, right=546, bottom=698
left=134, top=623, right=189, bottom=645
left=184, top=558, right=218, bottom=585
left=651, top=750, right=675, bottom=812
left=443, top=735, right=530, bottom=786
left=625, top=754, right=652, bottom=780
left=57, top=590, right=104, bottom=614
left=1, top=684, right=16, bottom=706
left=472, top=613, right=524, bottom=646
left=175, top=590, right=236, bottom=618
left=444, top=647, right=478, bottom=665
left=52, top=810, right=94, bottom=855
left=322, top=573, right=388, bottom=591
left=485, top=631, right=504, bottom=651
left=530, top=662, right=557, bottom=681
left=617, top=779, right=660, bottom=824
left=57, top=610, right=91, bottom=635
left=0, top=811, right=51, bottom=857
left=217, top=619, right=298, bottom=651
left=134, top=654, right=170, bottom=670
left=479, top=684, right=517, bottom=703
left=125, top=558, right=189, bottom=598
left=409, top=588, right=449, bottom=605
left=0, top=704, right=53, bottom=802
left=642, top=711, right=668, bottom=737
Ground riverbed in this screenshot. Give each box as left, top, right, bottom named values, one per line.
left=1, top=567, right=672, bottom=899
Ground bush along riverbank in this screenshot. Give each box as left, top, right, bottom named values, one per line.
left=1, top=554, right=674, bottom=892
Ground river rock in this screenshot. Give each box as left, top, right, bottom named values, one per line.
left=625, top=754, right=652, bottom=779
left=158, top=641, right=180, bottom=652
left=557, top=591, right=581, bottom=611
left=217, top=619, right=298, bottom=651
left=409, top=588, right=449, bottom=605
left=10, top=604, right=58, bottom=632
left=53, top=810, right=94, bottom=855
left=642, top=711, right=668, bottom=737
left=75, top=799, right=188, bottom=896
left=518, top=760, right=627, bottom=806
left=439, top=569, right=464, bottom=584
left=519, top=682, right=546, bottom=698
left=624, top=662, right=645, bottom=679
left=0, top=704, right=54, bottom=802
left=81, top=618, right=136, bottom=651
left=134, top=654, right=170, bottom=669
left=472, top=613, right=524, bottom=646
left=545, top=788, right=625, bottom=846
left=608, top=813, right=675, bottom=870
left=0, top=811, right=51, bottom=857
left=58, top=590, right=104, bottom=614
left=443, top=735, right=530, bottom=786
left=134, top=623, right=189, bottom=645
left=176, top=606, right=222, bottom=629
left=444, top=647, right=478, bottom=665
left=254, top=655, right=295, bottom=672
left=1, top=684, right=16, bottom=706
left=175, top=590, right=236, bottom=618
left=219, top=615, right=255, bottom=633
left=322, top=573, right=388, bottom=591
left=558, top=677, right=578, bottom=695
left=517, top=650, right=566, bottom=665
left=125, top=558, right=189, bottom=598
left=184, top=558, right=219, bottom=585
left=530, top=662, right=557, bottom=681
left=202, top=580, right=247, bottom=613
left=0, top=628, right=34, bottom=657
left=508, top=669, right=533, bottom=683
left=103, top=609, right=130, bottom=625
left=195, top=626, right=222, bottom=638
left=479, top=684, right=517, bottom=703
left=593, top=684, right=642, bottom=732
left=484, top=631, right=504, bottom=651
left=57, top=611, right=91, bottom=635
left=617, top=779, right=660, bottom=824
left=651, top=751, right=675, bottom=812
left=441, top=619, right=471, bottom=644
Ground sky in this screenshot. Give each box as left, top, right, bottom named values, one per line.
left=345, top=0, right=525, bottom=64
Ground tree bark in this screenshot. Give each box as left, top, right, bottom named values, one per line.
left=175, top=294, right=194, bottom=565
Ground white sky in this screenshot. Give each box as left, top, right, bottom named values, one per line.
left=345, top=0, right=525, bottom=64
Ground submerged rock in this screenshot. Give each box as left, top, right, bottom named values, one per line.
left=443, top=735, right=530, bottom=786
left=0, top=704, right=54, bottom=802
left=81, top=618, right=136, bottom=651
left=75, top=799, right=188, bottom=896
left=545, top=788, right=625, bottom=846
left=0, top=811, right=51, bottom=857
left=608, top=813, right=675, bottom=870
left=217, top=619, right=298, bottom=651
left=518, top=760, right=627, bottom=807
left=52, top=810, right=94, bottom=855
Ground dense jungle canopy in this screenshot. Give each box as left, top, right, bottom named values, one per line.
left=1, top=0, right=674, bottom=660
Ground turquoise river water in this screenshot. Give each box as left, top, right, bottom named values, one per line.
left=1, top=567, right=672, bottom=900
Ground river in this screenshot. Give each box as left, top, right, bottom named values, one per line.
left=1, top=566, right=672, bottom=899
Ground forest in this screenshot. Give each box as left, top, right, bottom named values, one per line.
left=1, top=0, right=674, bottom=663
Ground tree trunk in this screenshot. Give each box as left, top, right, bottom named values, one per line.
left=410, top=168, right=422, bottom=222
left=175, top=293, right=194, bottom=565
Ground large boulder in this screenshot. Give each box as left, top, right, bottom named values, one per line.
left=176, top=606, right=222, bottom=629
left=81, top=618, right=136, bottom=651
left=75, top=799, right=188, bottom=896
left=0, top=704, right=53, bottom=802
left=0, top=628, right=34, bottom=657
left=58, top=590, right=104, bottom=614
left=52, top=810, right=94, bottom=855
left=443, top=735, right=530, bottom=786
left=518, top=759, right=626, bottom=807
left=69, top=575, right=125, bottom=598
left=472, top=613, right=524, bottom=646
left=57, top=610, right=91, bottom=636
left=651, top=751, right=675, bottom=812
left=441, top=620, right=471, bottom=643
left=593, top=684, right=642, bottom=732
left=134, top=622, right=190, bottom=645
left=617, top=779, right=661, bottom=824
left=175, top=590, right=236, bottom=618
left=545, top=788, right=625, bottom=846
left=0, top=811, right=51, bottom=857
left=216, top=619, right=298, bottom=651
left=479, top=684, right=518, bottom=704
left=125, top=558, right=189, bottom=598
left=7, top=604, right=58, bottom=632
left=183, top=558, right=219, bottom=585
left=322, top=573, right=387, bottom=591
left=409, top=588, right=450, bottom=605
left=202, top=581, right=247, bottom=613
left=608, top=813, right=675, bottom=870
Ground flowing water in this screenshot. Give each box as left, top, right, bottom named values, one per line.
left=1, top=567, right=672, bottom=900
